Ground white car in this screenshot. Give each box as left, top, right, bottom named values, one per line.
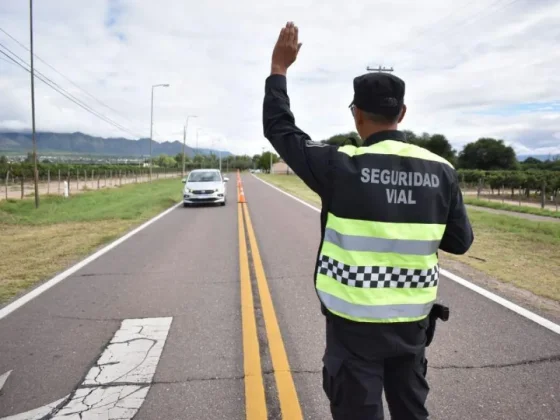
left=182, top=169, right=229, bottom=207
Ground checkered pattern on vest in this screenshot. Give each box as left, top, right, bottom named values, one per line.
left=317, top=255, right=439, bottom=289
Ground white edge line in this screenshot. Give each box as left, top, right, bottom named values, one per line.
left=0, top=202, right=182, bottom=321
left=251, top=174, right=560, bottom=335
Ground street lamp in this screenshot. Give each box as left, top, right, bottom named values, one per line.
left=196, top=128, right=203, bottom=167
left=149, top=83, right=169, bottom=182
left=182, top=115, right=197, bottom=177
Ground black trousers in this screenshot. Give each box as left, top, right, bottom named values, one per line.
left=322, top=314, right=430, bottom=420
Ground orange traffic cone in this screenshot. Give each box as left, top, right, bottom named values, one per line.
left=238, top=186, right=246, bottom=203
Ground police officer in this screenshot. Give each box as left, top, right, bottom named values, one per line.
left=263, top=22, right=474, bottom=419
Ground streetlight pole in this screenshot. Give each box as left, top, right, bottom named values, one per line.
left=182, top=115, right=197, bottom=177
left=196, top=128, right=202, bottom=168
left=29, top=0, right=39, bottom=208
left=149, top=83, right=169, bottom=182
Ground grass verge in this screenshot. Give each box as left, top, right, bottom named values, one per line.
left=0, top=178, right=181, bottom=303
left=258, top=174, right=560, bottom=302
left=463, top=197, right=560, bottom=219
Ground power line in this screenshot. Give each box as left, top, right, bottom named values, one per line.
left=0, top=43, right=143, bottom=138
left=0, top=26, right=141, bottom=129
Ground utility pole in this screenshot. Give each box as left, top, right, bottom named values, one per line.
left=149, top=83, right=169, bottom=182
left=366, top=65, right=394, bottom=73
left=29, top=0, right=39, bottom=208
left=182, top=115, right=197, bottom=177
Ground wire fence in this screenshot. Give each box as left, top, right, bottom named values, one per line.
left=2, top=168, right=183, bottom=201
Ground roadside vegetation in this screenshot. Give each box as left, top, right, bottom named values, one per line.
left=463, top=197, right=559, bottom=219
left=257, top=174, right=560, bottom=303
left=0, top=178, right=181, bottom=303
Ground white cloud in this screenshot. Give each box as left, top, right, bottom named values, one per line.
left=0, top=0, right=559, bottom=157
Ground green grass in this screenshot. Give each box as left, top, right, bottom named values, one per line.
left=464, top=197, right=560, bottom=219
left=0, top=178, right=182, bottom=303
left=258, top=174, right=560, bottom=302
left=0, top=178, right=181, bottom=225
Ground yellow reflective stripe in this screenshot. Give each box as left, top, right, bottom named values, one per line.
left=326, top=307, right=429, bottom=323
left=321, top=241, right=437, bottom=269
left=316, top=273, right=437, bottom=306
left=326, top=212, right=446, bottom=241
left=338, top=140, right=454, bottom=168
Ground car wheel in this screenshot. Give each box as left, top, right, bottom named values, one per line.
left=183, top=203, right=189, bottom=208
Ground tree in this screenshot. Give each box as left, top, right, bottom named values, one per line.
left=174, top=152, right=190, bottom=166
left=321, top=131, right=360, bottom=146
left=0, top=155, right=7, bottom=164
left=458, top=138, right=517, bottom=170
left=405, top=131, right=457, bottom=165
left=154, top=154, right=177, bottom=168
left=423, top=134, right=457, bottom=165
left=258, top=151, right=279, bottom=171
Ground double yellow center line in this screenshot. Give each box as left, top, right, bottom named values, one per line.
left=237, top=172, right=303, bottom=419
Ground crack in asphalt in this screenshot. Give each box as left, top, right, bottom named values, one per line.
left=261, top=354, right=560, bottom=376
left=430, top=354, right=560, bottom=370
left=77, top=271, right=175, bottom=277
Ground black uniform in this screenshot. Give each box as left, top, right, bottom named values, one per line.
left=262, top=72, right=474, bottom=419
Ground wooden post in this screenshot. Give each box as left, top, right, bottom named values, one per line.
left=518, top=186, right=522, bottom=206
left=555, top=190, right=558, bottom=212
left=76, top=170, right=79, bottom=191
left=477, top=179, right=482, bottom=199
left=21, top=176, right=24, bottom=199
left=110, top=170, right=113, bottom=186
left=97, top=175, right=100, bottom=190
left=4, top=170, right=8, bottom=200
left=91, top=170, right=94, bottom=189
left=58, top=170, right=61, bottom=194
left=47, top=169, right=50, bottom=194
left=104, top=171, right=107, bottom=187
left=119, top=171, right=122, bottom=186
left=501, top=185, right=505, bottom=204
left=541, top=181, right=546, bottom=209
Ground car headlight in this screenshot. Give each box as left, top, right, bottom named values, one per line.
left=185, top=188, right=192, bottom=194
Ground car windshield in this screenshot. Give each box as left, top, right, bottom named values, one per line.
left=187, top=171, right=221, bottom=182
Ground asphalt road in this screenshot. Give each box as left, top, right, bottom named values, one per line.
left=0, top=173, right=558, bottom=419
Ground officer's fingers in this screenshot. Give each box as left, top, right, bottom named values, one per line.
left=277, top=27, right=286, bottom=44
left=297, top=42, right=303, bottom=53
left=286, top=22, right=296, bottom=45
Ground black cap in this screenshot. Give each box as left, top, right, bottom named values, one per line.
left=350, top=72, right=405, bottom=117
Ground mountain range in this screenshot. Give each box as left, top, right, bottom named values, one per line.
left=0, top=131, right=232, bottom=158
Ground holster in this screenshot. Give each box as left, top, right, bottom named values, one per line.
left=425, top=303, right=450, bottom=347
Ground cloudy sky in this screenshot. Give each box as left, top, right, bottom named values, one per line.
left=1, top=0, right=559, bottom=157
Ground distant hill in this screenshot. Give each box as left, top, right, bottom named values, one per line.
left=0, top=131, right=232, bottom=158
left=518, top=154, right=558, bottom=162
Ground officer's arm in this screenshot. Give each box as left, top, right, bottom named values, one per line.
left=439, top=177, right=474, bottom=255
left=262, top=74, right=335, bottom=196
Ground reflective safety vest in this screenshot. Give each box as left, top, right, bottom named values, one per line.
left=315, top=139, right=456, bottom=324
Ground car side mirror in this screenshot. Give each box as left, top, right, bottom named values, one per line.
left=224, top=177, right=229, bottom=182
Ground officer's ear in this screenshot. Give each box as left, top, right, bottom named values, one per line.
left=397, top=104, right=407, bottom=123
left=353, top=106, right=364, bottom=126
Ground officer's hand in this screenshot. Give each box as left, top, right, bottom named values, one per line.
left=271, top=21, right=302, bottom=76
